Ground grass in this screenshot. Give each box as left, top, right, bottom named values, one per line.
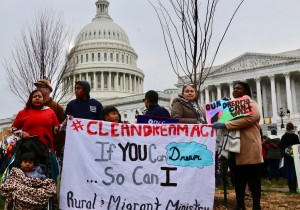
left=0, top=174, right=291, bottom=209
left=0, top=196, right=4, bottom=209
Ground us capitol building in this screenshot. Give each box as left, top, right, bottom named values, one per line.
left=60, top=0, right=177, bottom=123
left=1, top=0, right=300, bottom=133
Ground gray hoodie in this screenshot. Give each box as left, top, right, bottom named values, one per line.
left=262, top=135, right=281, bottom=159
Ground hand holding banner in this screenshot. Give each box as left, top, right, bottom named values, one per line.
left=60, top=119, right=216, bottom=209
left=205, top=96, right=253, bottom=124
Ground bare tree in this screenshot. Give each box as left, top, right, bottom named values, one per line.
left=148, top=0, right=245, bottom=92
left=4, top=10, right=76, bottom=103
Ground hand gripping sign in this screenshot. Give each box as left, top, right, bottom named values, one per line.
left=60, top=119, right=216, bottom=210
left=205, top=96, right=253, bottom=124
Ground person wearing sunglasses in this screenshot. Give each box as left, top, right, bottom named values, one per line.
left=171, top=83, right=206, bottom=124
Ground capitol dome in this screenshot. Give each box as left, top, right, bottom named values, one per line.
left=62, top=0, right=144, bottom=102
left=75, top=1, right=130, bottom=45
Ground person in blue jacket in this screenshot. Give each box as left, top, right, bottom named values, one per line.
left=65, top=81, right=103, bottom=120
left=143, top=90, right=170, bottom=118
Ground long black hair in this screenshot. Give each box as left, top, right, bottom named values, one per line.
left=25, top=90, right=44, bottom=110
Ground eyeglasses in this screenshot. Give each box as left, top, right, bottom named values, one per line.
left=142, top=98, right=147, bottom=102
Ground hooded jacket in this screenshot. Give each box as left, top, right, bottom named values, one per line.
left=262, top=134, right=281, bottom=159
left=65, top=81, right=103, bottom=120
left=76, top=81, right=91, bottom=98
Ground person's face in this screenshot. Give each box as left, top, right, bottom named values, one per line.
left=104, top=111, right=120, bottom=123
left=143, top=98, right=150, bottom=109
left=182, top=85, right=197, bottom=101
left=35, top=84, right=50, bottom=98
left=32, top=91, right=44, bottom=108
left=20, top=160, right=35, bottom=172
left=75, top=84, right=86, bottom=99
left=232, top=84, right=245, bottom=98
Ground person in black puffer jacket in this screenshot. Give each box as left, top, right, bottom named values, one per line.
left=280, top=122, right=299, bottom=193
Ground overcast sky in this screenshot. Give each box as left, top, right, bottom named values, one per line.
left=1, top=0, right=300, bottom=119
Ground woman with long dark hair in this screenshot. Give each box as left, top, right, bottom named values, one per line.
left=12, top=90, right=60, bottom=152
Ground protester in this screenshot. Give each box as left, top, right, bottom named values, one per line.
left=171, top=83, right=206, bottom=124
left=20, top=152, right=46, bottom=180
left=143, top=90, right=170, bottom=118
left=34, top=79, right=65, bottom=157
left=11, top=90, right=60, bottom=152
left=260, top=134, right=269, bottom=179
left=103, top=106, right=120, bottom=123
left=262, top=128, right=281, bottom=184
left=280, top=122, right=299, bottom=193
left=65, top=81, right=103, bottom=120
left=213, top=81, right=263, bottom=210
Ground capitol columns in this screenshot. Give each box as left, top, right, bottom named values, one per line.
left=284, top=72, right=293, bottom=113
left=216, top=84, right=222, bottom=100
left=122, top=74, right=125, bottom=91
left=200, top=89, right=205, bottom=106
left=228, top=82, right=234, bottom=97
left=291, top=77, right=297, bottom=113
left=204, top=86, right=210, bottom=104
left=93, top=72, right=97, bottom=91
left=254, top=77, right=263, bottom=124
left=269, top=75, right=278, bottom=121
left=115, top=72, right=119, bottom=91
left=129, top=75, right=132, bottom=93
left=101, top=72, right=104, bottom=91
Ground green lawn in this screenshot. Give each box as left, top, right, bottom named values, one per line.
left=0, top=197, right=4, bottom=208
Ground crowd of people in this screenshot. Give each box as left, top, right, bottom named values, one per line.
left=0, top=80, right=299, bottom=210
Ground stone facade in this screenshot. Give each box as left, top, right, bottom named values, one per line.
left=177, top=49, right=300, bottom=132
left=60, top=0, right=175, bottom=123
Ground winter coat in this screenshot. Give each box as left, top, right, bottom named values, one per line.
left=45, top=98, right=65, bottom=155
left=280, top=131, right=299, bottom=162
left=262, top=135, right=281, bottom=159
left=171, top=96, right=207, bottom=124
left=23, top=166, right=46, bottom=180
left=225, top=100, right=263, bottom=165
left=0, top=167, right=56, bottom=210
left=145, top=104, right=171, bottom=118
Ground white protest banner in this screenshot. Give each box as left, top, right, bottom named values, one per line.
left=292, top=144, right=300, bottom=192
left=60, top=119, right=216, bottom=210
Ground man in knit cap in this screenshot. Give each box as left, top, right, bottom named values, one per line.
left=65, top=81, right=103, bottom=120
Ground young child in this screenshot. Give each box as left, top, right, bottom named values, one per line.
left=0, top=152, right=56, bottom=210
left=20, top=152, right=46, bottom=180
left=103, top=106, right=121, bottom=123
